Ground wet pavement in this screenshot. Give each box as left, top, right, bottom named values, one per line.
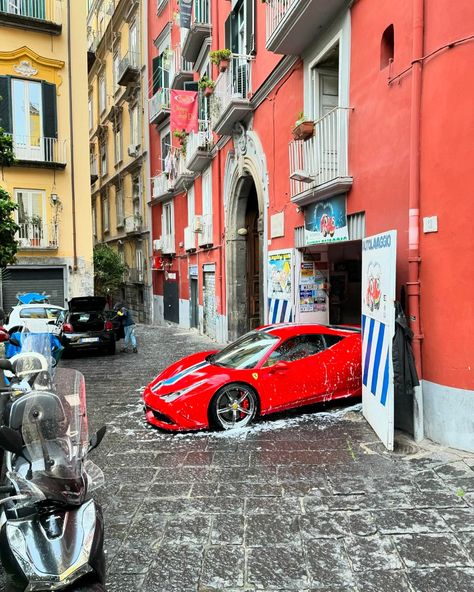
left=3, top=324, right=474, bottom=591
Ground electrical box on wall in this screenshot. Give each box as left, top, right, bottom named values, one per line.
left=423, top=216, right=438, bottom=233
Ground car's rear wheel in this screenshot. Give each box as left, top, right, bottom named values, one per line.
left=210, top=383, right=258, bottom=430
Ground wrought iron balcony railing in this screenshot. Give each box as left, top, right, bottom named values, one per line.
left=17, top=222, right=58, bottom=249
left=12, top=135, right=67, bottom=166
left=149, top=88, right=170, bottom=124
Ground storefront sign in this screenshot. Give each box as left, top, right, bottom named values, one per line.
left=170, top=90, right=199, bottom=133
left=268, top=250, right=294, bottom=323
left=304, top=195, right=349, bottom=245
left=179, top=0, right=193, bottom=28
left=361, top=230, right=397, bottom=451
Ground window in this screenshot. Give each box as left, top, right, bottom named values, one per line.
left=114, top=124, right=122, bottom=164
left=152, top=40, right=171, bottom=95
left=201, top=166, right=212, bottom=244
left=102, top=193, right=109, bottom=232
left=129, top=21, right=138, bottom=63
left=116, top=186, right=124, bottom=227
left=264, top=334, right=326, bottom=367
left=160, top=125, right=171, bottom=172
left=0, top=77, right=57, bottom=162
left=211, top=331, right=279, bottom=370
left=99, top=73, right=106, bottom=114
left=324, top=334, right=344, bottom=348
left=92, top=200, right=97, bottom=237
left=187, top=184, right=195, bottom=227
left=380, top=25, right=394, bottom=70
left=14, top=189, right=46, bottom=246
left=113, top=52, right=121, bottom=91
left=19, top=307, right=63, bottom=320
left=162, top=200, right=174, bottom=239
left=130, top=104, right=140, bottom=148
left=100, top=141, right=107, bottom=176
left=224, top=0, right=255, bottom=56
left=136, top=247, right=144, bottom=277
left=88, top=92, right=93, bottom=130
left=132, top=176, right=141, bottom=220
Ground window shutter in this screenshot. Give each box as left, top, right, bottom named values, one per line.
left=246, top=0, right=256, bottom=55
left=0, top=75, right=12, bottom=133
left=224, top=14, right=231, bottom=50
left=153, top=56, right=161, bottom=94
left=41, top=82, right=57, bottom=139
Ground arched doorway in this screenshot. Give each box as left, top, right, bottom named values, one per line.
left=227, top=173, right=264, bottom=342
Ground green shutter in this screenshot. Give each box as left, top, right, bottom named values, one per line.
left=0, top=76, right=12, bottom=133
left=41, top=81, right=57, bottom=139
left=152, top=56, right=161, bottom=94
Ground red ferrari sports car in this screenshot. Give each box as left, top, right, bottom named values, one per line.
left=143, top=323, right=362, bottom=432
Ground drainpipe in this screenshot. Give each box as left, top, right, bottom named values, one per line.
left=67, top=0, right=78, bottom=272
left=407, top=0, right=424, bottom=441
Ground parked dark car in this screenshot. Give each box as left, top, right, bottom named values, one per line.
left=61, top=297, right=116, bottom=355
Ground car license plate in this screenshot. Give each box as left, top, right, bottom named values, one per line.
left=81, top=337, right=99, bottom=343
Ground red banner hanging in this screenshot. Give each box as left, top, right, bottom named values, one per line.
left=170, top=89, right=199, bottom=133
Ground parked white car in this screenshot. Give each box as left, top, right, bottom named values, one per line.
left=4, top=304, right=66, bottom=336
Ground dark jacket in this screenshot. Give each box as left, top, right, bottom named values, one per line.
left=118, top=306, right=135, bottom=327
left=393, top=301, right=419, bottom=398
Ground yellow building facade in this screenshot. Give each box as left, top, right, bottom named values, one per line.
left=88, top=0, right=151, bottom=322
left=0, top=0, right=93, bottom=309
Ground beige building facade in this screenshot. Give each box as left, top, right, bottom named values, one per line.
left=88, top=0, right=151, bottom=322
left=0, top=0, right=93, bottom=309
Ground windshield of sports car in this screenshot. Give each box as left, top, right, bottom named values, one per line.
left=209, top=331, right=279, bottom=369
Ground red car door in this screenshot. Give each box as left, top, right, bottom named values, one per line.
left=322, top=333, right=362, bottom=399
left=258, top=334, right=335, bottom=413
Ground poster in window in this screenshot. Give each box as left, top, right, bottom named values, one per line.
left=268, top=250, right=293, bottom=323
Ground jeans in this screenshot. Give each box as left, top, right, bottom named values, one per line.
left=124, top=325, right=137, bottom=350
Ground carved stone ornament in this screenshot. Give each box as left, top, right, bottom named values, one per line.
left=233, top=122, right=248, bottom=157
left=14, top=60, right=38, bottom=77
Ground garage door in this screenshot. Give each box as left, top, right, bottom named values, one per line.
left=1, top=267, right=65, bottom=311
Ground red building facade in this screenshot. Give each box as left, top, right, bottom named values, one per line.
left=147, top=0, right=474, bottom=451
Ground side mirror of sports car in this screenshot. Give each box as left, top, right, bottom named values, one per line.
left=269, top=361, right=289, bottom=374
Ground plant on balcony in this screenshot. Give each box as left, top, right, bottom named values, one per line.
left=209, top=49, right=232, bottom=72
left=173, top=130, right=188, bottom=146
left=198, top=75, right=215, bottom=98
left=292, top=112, right=315, bottom=141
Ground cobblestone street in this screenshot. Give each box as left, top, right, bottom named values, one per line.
left=6, top=324, right=474, bottom=591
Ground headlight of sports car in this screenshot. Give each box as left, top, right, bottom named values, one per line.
left=160, top=380, right=206, bottom=403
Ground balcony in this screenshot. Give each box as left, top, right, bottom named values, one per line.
left=181, top=0, right=211, bottom=63
left=161, top=232, right=175, bottom=255
left=171, top=46, right=194, bottom=90
left=173, top=151, right=194, bottom=192
left=289, top=107, right=352, bottom=205
left=124, top=214, right=142, bottom=235
left=87, top=29, right=99, bottom=70
left=152, top=172, right=174, bottom=202
left=12, top=136, right=67, bottom=168
left=210, top=55, right=253, bottom=136
left=149, top=88, right=170, bottom=125
left=185, top=119, right=213, bottom=172
left=265, top=0, right=348, bottom=55
left=126, top=267, right=145, bottom=284
left=118, top=51, right=140, bottom=87
left=90, top=154, right=98, bottom=184
left=184, top=226, right=196, bottom=252
left=17, top=222, right=58, bottom=250
left=0, top=0, right=62, bottom=34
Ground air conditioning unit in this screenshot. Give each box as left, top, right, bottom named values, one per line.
left=153, top=238, right=162, bottom=251
left=127, top=144, right=139, bottom=157
left=193, top=215, right=203, bottom=233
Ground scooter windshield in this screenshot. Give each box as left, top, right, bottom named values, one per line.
left=19, top=369, right=90, bottom=505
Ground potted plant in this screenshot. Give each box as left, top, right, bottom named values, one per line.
left=198, top=75, right=216, bottom=98
left=27, top=214, right=43, bottom=246
left=209, top=49, right=232, bottom=72
left=173, top=130, right=188, bottom=146
left=292, top=112, right=315, bottom=141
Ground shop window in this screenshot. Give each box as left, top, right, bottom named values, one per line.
left=380, top=25, right=394, bottom=70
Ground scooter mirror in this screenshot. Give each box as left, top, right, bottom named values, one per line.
left=0, top=360, right=13, bottom=372
left=0, top=427, right=24, bottom=457
left=89, top=425, right=107, bottom=453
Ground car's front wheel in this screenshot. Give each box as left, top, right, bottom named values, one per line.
left=210, top=383, right=258, bottom=430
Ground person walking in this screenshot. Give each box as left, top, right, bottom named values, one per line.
left=115, top=303, right=138, bottom=353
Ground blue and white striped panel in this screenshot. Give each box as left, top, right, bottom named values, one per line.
left=268, top=298, right=293, bottom=324
left=362, top=314, right=391, bottom=407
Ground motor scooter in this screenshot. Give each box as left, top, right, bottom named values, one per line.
left=0, top=334, right=107, bottom=591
